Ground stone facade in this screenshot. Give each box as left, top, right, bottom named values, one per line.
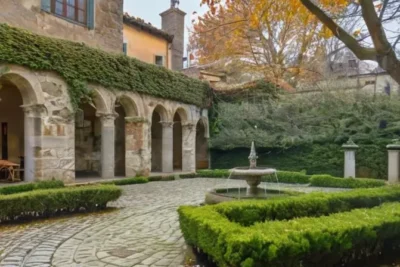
left=0, top=0, right=123, bottom=53
left=0, top=64, right=209, bottom=183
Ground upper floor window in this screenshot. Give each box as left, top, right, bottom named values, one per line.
left=155, top=55, right=164, bottom=66
left=41, top=0, right=94, bottom=29
left=52, top=0, right=87, bottom=25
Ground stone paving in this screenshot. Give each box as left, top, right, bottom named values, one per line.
left=0, top=179, right=346, bottom=267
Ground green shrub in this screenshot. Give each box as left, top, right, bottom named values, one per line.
left=212, top=186, right=400, bottom=226
left=0, top=24, right=210, bottom=109
left=262, top=171, right=311, bottom=184
left=179, top=201, right=400, bottom=267
left=0, top=180, right=64, bottom=195
left=148, top=175, right=175, bottom=182
left=101, top=177, right=149, bottom=186
left=179, top=173, right=197, bottom=179
left=0, top=185, right=121, bottom=222
left=310, top=175, right=386, bottom=188
left=196, top=169, right=230, bottom=178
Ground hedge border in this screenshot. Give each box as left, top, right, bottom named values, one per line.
left=310, top=175, right=386, bottom=188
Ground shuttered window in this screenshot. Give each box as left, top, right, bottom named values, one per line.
left=41, top=0, right=94, bottom=29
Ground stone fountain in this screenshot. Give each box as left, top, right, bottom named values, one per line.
left=205, top=142, right=295, bottom=204
left=229, top=141, right=276, bottom=196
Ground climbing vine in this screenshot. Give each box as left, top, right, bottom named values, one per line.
left=0, top=24, right=211, bottom=109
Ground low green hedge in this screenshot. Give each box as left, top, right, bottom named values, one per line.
left=101, top=177, right=148, bottom=186
left=0, top=185, right=121, bottom=222
left=262, top=171, right=311, bottom=184
left=0, top=180, right=64, bottom=195
left=179, top=196, right=400, bottom=266
left=310, top=175, right=386, bottom=188
left=212, top=186, right=400, bottom=226
left=196, top=169, right=230, bottom=178
left=148, top=175, right=175, bottom=182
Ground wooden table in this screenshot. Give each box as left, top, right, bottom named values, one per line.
left=0, top=160, right=20, bottom=182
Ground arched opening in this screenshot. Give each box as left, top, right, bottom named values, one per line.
left=151, top=107, right=164, bottom=172
left=196, top=119, right=209, bottom=169
left=0, top=78, right=24, bottom=180
left=114, top=105, right=126, bottom=177
left=75, top=103, right=101, bottom=177
left=173, top=112, right=183, bottom=171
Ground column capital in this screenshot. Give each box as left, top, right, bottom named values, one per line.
left=160, top=121, right=174, bottom=128
left=125, top=116, right=149, bottom=124
left=97, top=113, right=117, bottom=127
left=21, top=104, right=47, bottom=117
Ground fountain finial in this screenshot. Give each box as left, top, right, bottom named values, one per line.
left=248, top=141, right=258, bottom=169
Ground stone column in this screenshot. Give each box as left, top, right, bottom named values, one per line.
left=161, top=121, right=174, bottom=173
left=98, top=113, right=116, bottom=178
left=342, top=140, right=358, bottom=178
left=125, top=117, right=148, bottom=177
left=22, top=104, right=46, bottom=182
left=387, top=142, right=400, bottom=183
left=182, top=122, right=196, bottom=172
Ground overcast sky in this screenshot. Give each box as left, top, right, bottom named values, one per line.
left=123, top=1, right=208, bottom=54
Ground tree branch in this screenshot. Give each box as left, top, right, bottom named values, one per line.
left=379, top=0, right=390, bottom=20
left=300, top=0, right=377, bottom=61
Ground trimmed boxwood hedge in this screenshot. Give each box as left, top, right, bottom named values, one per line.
left=310, top=175, right=386, bottom=188
left=0, top=24, right=211, bottom=108
left=263, top=171, right=310, bottom=184
left=212, top=186, right=400, bottom=226
left=0, top=185, right=121, bottom=222
left=179, top=186, right=400, bottom=267
left=0, top=180, right=64, bottom=195
left=195, top=169, right=230, bottom=178
left=101, top=177, right=149, bottom=186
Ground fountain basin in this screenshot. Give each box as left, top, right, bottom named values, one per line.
left=229, top=167, right=277, bottom=195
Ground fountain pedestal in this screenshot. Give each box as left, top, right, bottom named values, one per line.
left=245, top=176, right=262, bottom=195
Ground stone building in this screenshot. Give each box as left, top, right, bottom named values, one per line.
left=0, top=0, right=210, bottom=183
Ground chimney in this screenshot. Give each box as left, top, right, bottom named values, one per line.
left=160, top=6, right=186, bottom=71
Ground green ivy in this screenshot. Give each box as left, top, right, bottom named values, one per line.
left=0, top=24, right=211, bottom=109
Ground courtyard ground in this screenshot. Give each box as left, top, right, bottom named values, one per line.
left=0, top=179, right=345, bottom=267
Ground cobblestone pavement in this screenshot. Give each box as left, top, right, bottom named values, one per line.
left=0, top=179, right=346, bottom=267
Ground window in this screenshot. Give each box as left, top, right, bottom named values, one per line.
left=365, top=80, right=376, bottom=85
left=348, top=59, right=357, bottom=68
left=155, top=56, right=164, bottom=66
left=52, top=0, right=87, bottom=24
left=42, top=0, right=94, bottom=29
left=123, top=42, right=128, bottom=55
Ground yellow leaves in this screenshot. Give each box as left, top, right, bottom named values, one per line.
left=353, top=29, right=361, bottom=37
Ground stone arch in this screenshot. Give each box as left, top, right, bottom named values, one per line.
left=152, top=104, right=169, bottom=122
left=91, top=89, right=109, bottom=115
left=173, top=107, right=189, bottom=122
left=116, top=95, right=139, bottom=117
left=0, top=70, right=45, bottom=182
left=0, top=71, right=44, bottom=105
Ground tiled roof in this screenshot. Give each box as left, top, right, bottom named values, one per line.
left=123, top=14, right=174, bottom=43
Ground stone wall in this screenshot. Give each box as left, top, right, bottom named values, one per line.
left=0, top=0, right=123, bottom=53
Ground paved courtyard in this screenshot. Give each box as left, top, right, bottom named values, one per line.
left=0, top=179, right=345, bottom=267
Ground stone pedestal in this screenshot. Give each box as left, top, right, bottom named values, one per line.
left=245, top=176, right=261, bottom=196
left=161, top=121, right=174, bottom=173
left=182, top=122, right=196, bottom=172
left=342, top=142, right=358, bottom=178
left=387, top=143, right=400, bottom=183
left=99, top=113, right=116, bottom=178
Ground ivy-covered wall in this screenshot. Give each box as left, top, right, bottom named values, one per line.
left=0, top=24, right=211, bottom=109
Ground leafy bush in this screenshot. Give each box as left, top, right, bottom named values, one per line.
left=0, top=180, right=64, bottom=195
left=212, top=186, right=400, bottom=226
left=310, top=175, right=386, bottom=188
left=101, top=177, right=148, bottom=186
left=148, top=175, right=175, bottom=182
left=262, top=171, right=310, bottom=184
left=0, top=24, right=210, bottom=108
left=179, top=173, right=197, bottom=179
left=196, top=169, right=230, bottom=178
left=0, top=185, right=121, bottom=222
left=179, top=200, right=400, bottom=266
